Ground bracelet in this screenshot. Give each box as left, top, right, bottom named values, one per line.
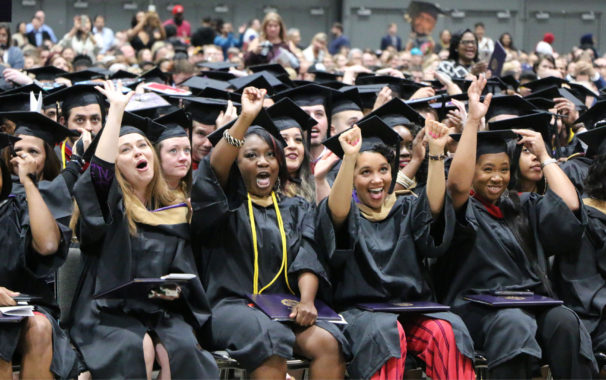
left=540, top=158, right=557, bottom=169
left=223, top=129, right=244, bottom=148
left=396, top=171, right=415, bottom=189
left=428, top=153, right=447, bottom=161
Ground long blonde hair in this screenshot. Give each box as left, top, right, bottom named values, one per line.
left=260, top=12, right=287, bottom=43
left=70, top=135, right=184, bottom=237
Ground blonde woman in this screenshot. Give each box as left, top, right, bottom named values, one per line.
left=68, top=81, right=217, bottom=379
left=244, top=12, right=298, bottom=68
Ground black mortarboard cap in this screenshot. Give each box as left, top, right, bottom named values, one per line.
left=308, top=66, right=342, bottom=83
left=1, top=83, right=44, bottom=96
left=183, top=97, right=229, bottom=125
left=576, top=126, right=606, bottom=157
left=43, top=83, right=105, bottom=114
left=407, top=1, right=444, bottom=19
left=153, top=109, right=191, bottom=143
left=0, top=92, right=36, bottom=112
left=59, top=69, right=107, bottom=83
left=194, top=86, right=241, bottom=102
left=267, top=98, right=316, bottom=132
left=485, top=77, right=509, bottom=95
left=138, top=66, right=170, bottom=84
left=526, top=86, right=587, bottom=110
left=486, top=95, right=536, bottom=121
left=181, top=75, right=232, bottom=92
left=197, top=61, right=238, bottom=71
left=500, top=75, right=520, bottom=90
left=109, top=70, right=139, bottom=79
left=230, top=73, right=278, bottom=95
left=202, top=70, right=237, bottom=81
left=574, top=100, right=606, bottom=129
left=273, top=83, right=338, bottom=108
left=119, top=111, right=167, bottom=140
left=0, top=132, right=20, bottom=150
left=364, top=97, right=425, bottom=128
left=524, top=76, right=568, bottom=93
left=26, top=66, right=68, bottom=82
left=452, top=78, right=473, bottom=93
left=125, top=92, right=171, bottom=118
left=230, top=72, right=290, bottom=94
left=450, top=130, right=518, bottom=156
left=249, top=64, right=290, bottom=81
left=525, top=97, right=555, bottom=111
left=340, top=84, right=384, bottom=110
left=323, top=115, right=401, bottom=192
left=488, top=112, right=553, bottom=147
left=331, top=88, right=362, bottom=114
left=567, top=82, right=599, bottom=104
left=208, top=108, right=285, bottom=147
left=1, top=111, right=79, bottom=145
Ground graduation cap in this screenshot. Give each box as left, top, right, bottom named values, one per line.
left=567, top=82, right=599, bottom=104
left=207, top=108, right=285, bottom=147
left=450, top=130, right=518, bottom=157
left=268, top=98, right=316, bottom=133
left=110, top=70, right=139, bottom=80
left=485, top=77, right=509, bottom=95
left=230, top=73, right=279, bottom=95
left=0, top=92, right=37, bottom=112
left=197, top=61, right=238, bottom=71
left=406, top=1, right=445, bottom=19
left=194, top=87, right=241, bottom=102
left=452, top=78, right=473, bottom=93
left=331, top=88, right=362, bottom=114
left=0, top=111, right=79, bottom=146
left=273, top=83, right=338, bottom=108
left=59, top=69, right=107, bottom=83
left=524, top=86, right=587, bottom=110
left=153, top=109, right=191, bottom=143
left=523, top=76, right=568, bottom=93
left=0, top=132, right=20, bottom=150
left=488, top=112, right=553, bottom=147
left=26, top=66, right=68, bottom=82
left=120, top=111, right=167, bottom=141
left=486, top=95, right=536, bottom=122
left=1, top=83, right=44, bottom=96
left=181, top=75, right=232, bottom=92
left=364, top=97, right=425, bottom=129
left=125, top=92, right=171, bottom=117
left=500, top=75, right=520, bottom=91
left=43, top=84, right=105, bottom=115
left=323, top=115, right=402, bottom=192
left=248, top=63, right=290, bottom=81
left=201, top=70, right=237, bottom=81
left=576, top=126, right=606, bottom=157
left=574, top=100, right=606, bottom=129
left=138, top=67, right=170, bottom=84
left=340, top=84, right=384, bottom=110
left=308, top=66, right=342, bottom=83
left=525, top=97, right=555, bottom=111
left=183, top=97, right=230, bottom=125
left=405, top=93, right=463, bottom=121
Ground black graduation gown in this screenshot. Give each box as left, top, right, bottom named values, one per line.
left=315, top=192, right=474, bottom=379
left=434, top=190, right=595, bottom=369
left=0, top=195, right=81, bottom=379
left=553, top=203, right=606, bottom=351
left=11, top=174, right=74, bottom=226
left=190, top=157, right=350, bottom=371
left=68, top=158, right=218, bottom=379
left=560, top=156, right=593, bottom=195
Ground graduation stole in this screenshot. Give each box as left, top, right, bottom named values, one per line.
left=247, top=191, right=294, bottom=295
left=130, top=202, right=189, bottom=226
left=470, top=190, right=504, bottom=219
left=584, top=198, right=606, bottom=216
left=59, top=139, right=72, bottom=169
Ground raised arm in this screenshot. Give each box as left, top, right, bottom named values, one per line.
left=11, top=154, right=60, bottom=255
left=424, top=120, right=450, bottom=218
left=94, top=80, right=134, bottom=163
left=514, top=129, right=580, bottom=211
left=446, top=75, right=492, bottom=211
left=209, top=87, right=265, bottom=189
left=327, top=126, right=361, bottom=228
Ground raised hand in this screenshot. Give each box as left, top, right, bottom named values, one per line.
left=73, top=128, right=92, bottom=157
left=371, top=86, right=393, bottom=111
left=240, top=87, right=266, bottom=119
left=338, top=125, right=362, bottom=157
left=513, top=129, right=550, bottom=162
left=409, top=86, right=435, bottom=100
left=215, top=100, right=238, bottom=128
left=11, top=152, right=38, bottom=185
left=314, top=151, right=340, bottom=179
left=425, top=119, right=450, bottom=154
left=467, top=75, right=492, bottom=122
left=95, top=80, right=134, bottom=108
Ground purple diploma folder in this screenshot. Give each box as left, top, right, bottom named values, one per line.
left=93, top=275, right=196, bottom=299
left=0, top=314, right=25, bottom=323
left=464, top=294, right=563, bottom=308
left=356, top=301, right=450, bottom=313
left=247, top=293, right=344, bottom=323
left=488, top=41, right=507, bottom=77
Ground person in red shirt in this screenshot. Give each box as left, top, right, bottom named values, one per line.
left=163, top=4, right=191, bottom=39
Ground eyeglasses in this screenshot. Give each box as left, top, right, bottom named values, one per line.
left=459, top=40, right=476, bottom=46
